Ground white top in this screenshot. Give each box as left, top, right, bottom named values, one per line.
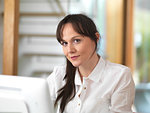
left=47, top=57, right=135, bottom=113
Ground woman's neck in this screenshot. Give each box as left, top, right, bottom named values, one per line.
left=78, top=53, right=100, bottom=78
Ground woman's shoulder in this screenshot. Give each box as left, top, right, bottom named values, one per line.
left=46, top=64, right=66, bottom=100
left=102, top=58, right=132, bottom=80
left=102, top=59, right=134, bottom=89
left=105, top=59, right=131, bottom=73
left=53, top=64, right=66, bottom=75
left=47, top=64, right=66, bottom=82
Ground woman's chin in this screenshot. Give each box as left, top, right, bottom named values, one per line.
left=71, top=62, right=81, bottom=67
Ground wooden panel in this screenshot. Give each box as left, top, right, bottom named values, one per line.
left=106, top=0, right=124, bottom=64
left=3, top=0, right=20, bottom=75
left=124, top=0, right=134, bottom=71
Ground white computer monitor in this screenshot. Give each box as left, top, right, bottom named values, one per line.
left=0, top=74, right=54, bottom=113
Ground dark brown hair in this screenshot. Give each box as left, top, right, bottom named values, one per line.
left=55, top=14, right=99, bottom=113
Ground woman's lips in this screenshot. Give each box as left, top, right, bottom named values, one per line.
left=71, top=55, right=80, bottom=60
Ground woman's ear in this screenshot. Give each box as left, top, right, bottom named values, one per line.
left=95, top=32, right=100, bottom=42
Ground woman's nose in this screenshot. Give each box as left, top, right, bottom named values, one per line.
left=67, top=44, right=75, bottom=53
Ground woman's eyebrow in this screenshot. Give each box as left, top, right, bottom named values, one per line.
left=61, top=35, right=82, bottom=41
left=71, top=35, right=81, bottom=38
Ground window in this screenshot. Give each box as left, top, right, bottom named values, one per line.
left=134, top=0, right=150, bottom=83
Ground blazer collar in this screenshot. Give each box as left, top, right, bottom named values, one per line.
left=75, top=57, right=106, bottom=85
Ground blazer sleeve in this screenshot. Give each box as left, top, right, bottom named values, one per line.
left=47, top=68, right=57, bottom=105
left=47, top=65, right=66, bottom=105
left=110, top=68, right=135, bottom=113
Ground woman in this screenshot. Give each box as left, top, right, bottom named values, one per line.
left=47, top=14, right=135, bottom=113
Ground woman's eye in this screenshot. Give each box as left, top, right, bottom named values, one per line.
left=61, top=41, right=68, bottom=46
left=74, top=39, right=81, bottom=43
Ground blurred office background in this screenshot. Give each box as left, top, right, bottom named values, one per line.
left=0, top=0, right=106, bottom=77
left=0, top=0, right=150, bottom=112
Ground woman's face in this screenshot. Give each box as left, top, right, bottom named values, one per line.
left=60, top=23, right=97, bottom=67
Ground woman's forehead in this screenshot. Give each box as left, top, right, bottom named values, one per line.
left=62, top=24, right=79, bottom=36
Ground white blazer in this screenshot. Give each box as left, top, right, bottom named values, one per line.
left=47, top=57, right=135, bottom=113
